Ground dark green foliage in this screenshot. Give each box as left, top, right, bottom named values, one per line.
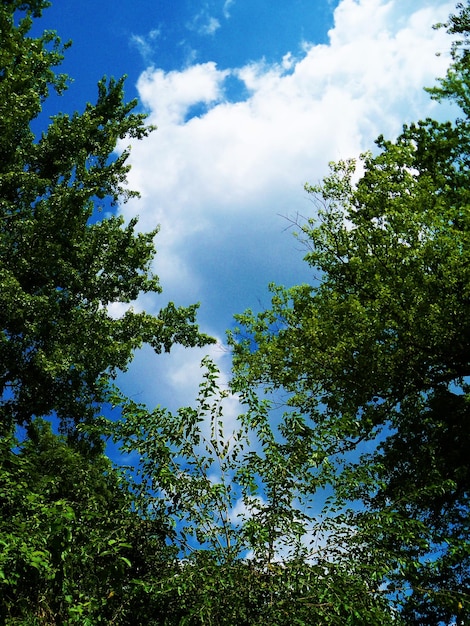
left=0, top=2, right=212, bottom=623
left=154, top=554, right=398, bottom=626
left=0, top=0, right=213, bottom=431
left=2, top=1, right=470, bottom=624
left=0, top=420, right=174, bottom=624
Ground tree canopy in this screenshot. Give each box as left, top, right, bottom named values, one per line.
left=0, top=2, right=210, bottom=623
left=0, top=419, right=175, bottom=624
left=0, top=0, right=213, bottom=433
left=1, top=0, right=470, bottom=624
left=230, top=2, right=470, bottom=622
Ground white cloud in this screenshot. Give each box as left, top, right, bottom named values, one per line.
left=118, top=0, right=455, bottom=407
left=130, top=29, right=161, bottom=64
left=116, top=335, right=233, bottom=411
left=223, top=0, right=235, bottom=19
left=228, top=494, right=265, bottom=525
left=188, top=9, right=221, bottom=36
left=124, top=1, right=450, bottom=257
left=200, top=16, right=221, bottom=36
left=137, top=61, right=229, bottom=125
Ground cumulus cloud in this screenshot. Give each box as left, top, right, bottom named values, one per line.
left=121, top=0, right=451, bottom=279
left=137, top=61, right=229, bottom=125
left=118, top=0, right=455, bottom=408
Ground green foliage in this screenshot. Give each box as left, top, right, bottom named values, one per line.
left=111, top=356, right=308, bottom=563
left=0, top=0, right=213, bottom=431
left=152, top=554, right=399, bottom=626
left=0, top=419, right=175, bottom=624
left=230, top=3, right=470, bottom=623
left=0, top=2, right=212, bottom=623
left=110, top=358, right=399, bottom=625
left=3, top=1, right=470, bottom=624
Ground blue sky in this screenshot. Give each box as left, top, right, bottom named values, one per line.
left=36, top=0, right=456, bottom=412
left=39, top=0, right=337, bottom=96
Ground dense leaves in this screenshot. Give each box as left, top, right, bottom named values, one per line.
left=0, top=2, right=210, bottom=624
left=0, top=420, right=175, bottom=624
left=230, top=3, right=470, bottom=623
left=2, top=0, right=470, bottom=624
left=0, top=0, right=213, bottom=431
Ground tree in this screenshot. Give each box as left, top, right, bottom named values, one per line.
left=0, top=419, right=176, bottom=624
left=229, top=2, right=470, bottom=622
left=0, top=0, right=213, bottom=433
left=110, top=358, right=400, bottom=625
left=0, top=2, right=214, bottom=622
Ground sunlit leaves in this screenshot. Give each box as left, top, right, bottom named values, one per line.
left=0, top=1, right=213, bottom=429
left=229, top=3, right=470, bottom=622
left=109, top=358, right=398, bottom=624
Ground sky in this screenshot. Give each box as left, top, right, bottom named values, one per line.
left=36, top=0, right=457, bottom=413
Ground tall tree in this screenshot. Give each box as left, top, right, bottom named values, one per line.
left=230, top=2, right=470, bottom=623
left=0, top=0, right=213, bottom=432
left=0, top=3, right=212, bottom=621
left=110, top=358, right=399, bottom=625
